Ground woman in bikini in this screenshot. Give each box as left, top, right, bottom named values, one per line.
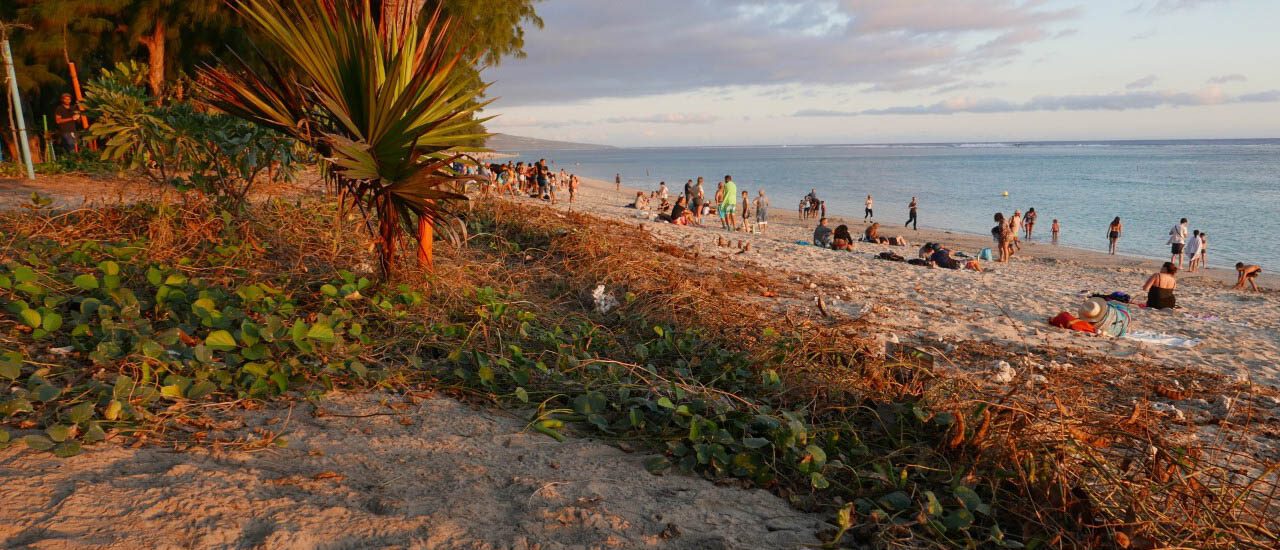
left=832, top=225, right=855, bottom=251
left=1108, top=217, right=1122, bottom=255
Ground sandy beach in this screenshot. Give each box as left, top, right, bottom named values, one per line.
left=535, top=175, right=1280, bottom=387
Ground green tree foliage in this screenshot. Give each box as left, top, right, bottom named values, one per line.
left=203, top=0, right=489, bottom=274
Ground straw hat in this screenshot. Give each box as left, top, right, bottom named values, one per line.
left=1078, top=298, right=1108, bottom=323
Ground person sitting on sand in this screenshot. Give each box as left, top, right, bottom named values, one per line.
left=626, top=192, right=647, bottom=210
left=832, top=225, right=854, bottom=251
left=1235, top=263, right=1262, bottom=291
left=813, top=217, right=833, bottom=248
left=1143, top=262, right=1178, bottom=309
left=864, top=222, right=882, bottom=243
left=665, top=196, right=694, bottom=226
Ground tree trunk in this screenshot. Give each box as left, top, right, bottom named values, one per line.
left=139, top=20, right=166, bottom=102
left=381, top=0, right=427, bottom=37
left=377, top=197, right=398, bottom=277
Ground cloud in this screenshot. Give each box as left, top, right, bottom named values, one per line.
left=794, top=86, right=1280, bottom=116
left=1143, top=0, right=1234, bottom=14
left=1131, top=28, right=1157, bottom=40
left=1207, top=73, right=1247, bottom=84
left=603, top=113, right=719, bottom=124
left=1126, top=75, right=1158, bottom=90
left=493, top=113, right=719, bottom=129
left=486, top=0, right=1079, bottom=106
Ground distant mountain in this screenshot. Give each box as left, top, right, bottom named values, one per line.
left=485, top=133, right=615, bottom=152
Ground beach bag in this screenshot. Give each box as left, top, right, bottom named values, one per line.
left=1093, top=302, right=1132, bottom=338
left=979, top=248, right=993, bottom=261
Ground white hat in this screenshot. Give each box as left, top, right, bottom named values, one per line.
left=1078, top=298, right=1108, bottom=323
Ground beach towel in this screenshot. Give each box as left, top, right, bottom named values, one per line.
left=1049, top=312, right=1096, bottom=333
left=1125, top=331, right=1200, bottom=349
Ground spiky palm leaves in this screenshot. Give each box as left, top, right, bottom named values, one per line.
left=200, top=0, right=490, bottom=275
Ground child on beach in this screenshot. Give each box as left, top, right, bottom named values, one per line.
left=1108, top=217, right=1122, bottom=255
left=1195, top=232, right=1208, bottom=270
left=739, top=190, right=751, bottom=232
left=1051, top=219, right=1060, bottom=245
left=1235, top=263, right=1262, bottom=291
left=1185, top=230, right=1202, bottom=272
left=813, top=218, right=833, bottom=248
left=714, top=181, right=726, bottom=229
left=754, top=190, right=769, bottom=235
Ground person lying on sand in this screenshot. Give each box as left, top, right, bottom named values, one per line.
left=1235, top=263, right=1262, bottom=291
left=813, top=218, right=833, bottom=248
left=832, top=225, right=854, bottom=251
left=1143, top=262, right=1178, bottom=309
left=864, top=223, right=909, bottom=247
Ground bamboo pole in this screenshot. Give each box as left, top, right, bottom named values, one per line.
left=1, top=37, right=35, bottom=180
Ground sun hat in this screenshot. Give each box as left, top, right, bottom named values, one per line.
left=1078, top=297, right=1108, bottom=323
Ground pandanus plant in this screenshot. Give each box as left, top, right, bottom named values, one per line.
left=200, top=0, right=491, bottom=275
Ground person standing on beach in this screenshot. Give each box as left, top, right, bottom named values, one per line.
left=1051, top=219, right=1060, bottom=245
left=721, top=175, right=739, bottom=231
left=739, top=190, right=751, bottom=232
left=1185, top=229, right=1202, bottom=272
left=1008, top=210, right=1022, bottom=253
left=1196, top=232, right=1208, bottom=270
left=683, top=179, right=694, bottom=204
left=1024, top=208, right=1037, bottom=240
left=755, top=190, right=769, bottom=235
left=693, top=177, right=706, bottom=225
left=713, top=181, right=726, bottom=229
left=1108, top=217, right=1122, bottom=255
left=864, top=195, right=874, bottom=221
left=1168, top=218, right=1189, bottom=269
left=615, top=173, right=621, bottom=191
left=992, top=213, right=1011, bottom=262
left=905, top=197, right=918, bottom=230
left=568, top=174, right=579, bottom=204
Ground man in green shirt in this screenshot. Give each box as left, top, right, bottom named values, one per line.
left=721, top=175, right=738, bottom=231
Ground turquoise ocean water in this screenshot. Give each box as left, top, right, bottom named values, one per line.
left=521, top=139, right=1280, bottom=269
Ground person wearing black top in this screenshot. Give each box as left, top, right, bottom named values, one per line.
left=53, top=93, right=81, bottom=152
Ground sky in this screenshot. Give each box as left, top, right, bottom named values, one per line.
left=482, top=0, right=1280, bottom=147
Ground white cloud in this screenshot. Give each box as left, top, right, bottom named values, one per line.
left=795, top=86, right=1280, bottom=116
left=1126, top=75, right=1159, bottom=90
left=1207, top=73, right=1247, bottom=84
left=486, top=0, right=1079, bottom=106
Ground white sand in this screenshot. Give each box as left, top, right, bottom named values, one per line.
left=542, top=176, right=1280, bottom=387
left=1, top=393, right=821, bottom=549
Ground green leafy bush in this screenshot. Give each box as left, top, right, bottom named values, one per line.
left=82, top=62, right=302, bottom=208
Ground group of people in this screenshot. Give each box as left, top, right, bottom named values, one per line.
left=799, top=189, right=825, bottom=220
left=812, top=218, right=910, bottom=249
left=654, top=176, right=771, bottom=234
left=487, top=159, right=580, bottom=204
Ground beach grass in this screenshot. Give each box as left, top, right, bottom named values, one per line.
left=0, top=193, right=1276, bottom=548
